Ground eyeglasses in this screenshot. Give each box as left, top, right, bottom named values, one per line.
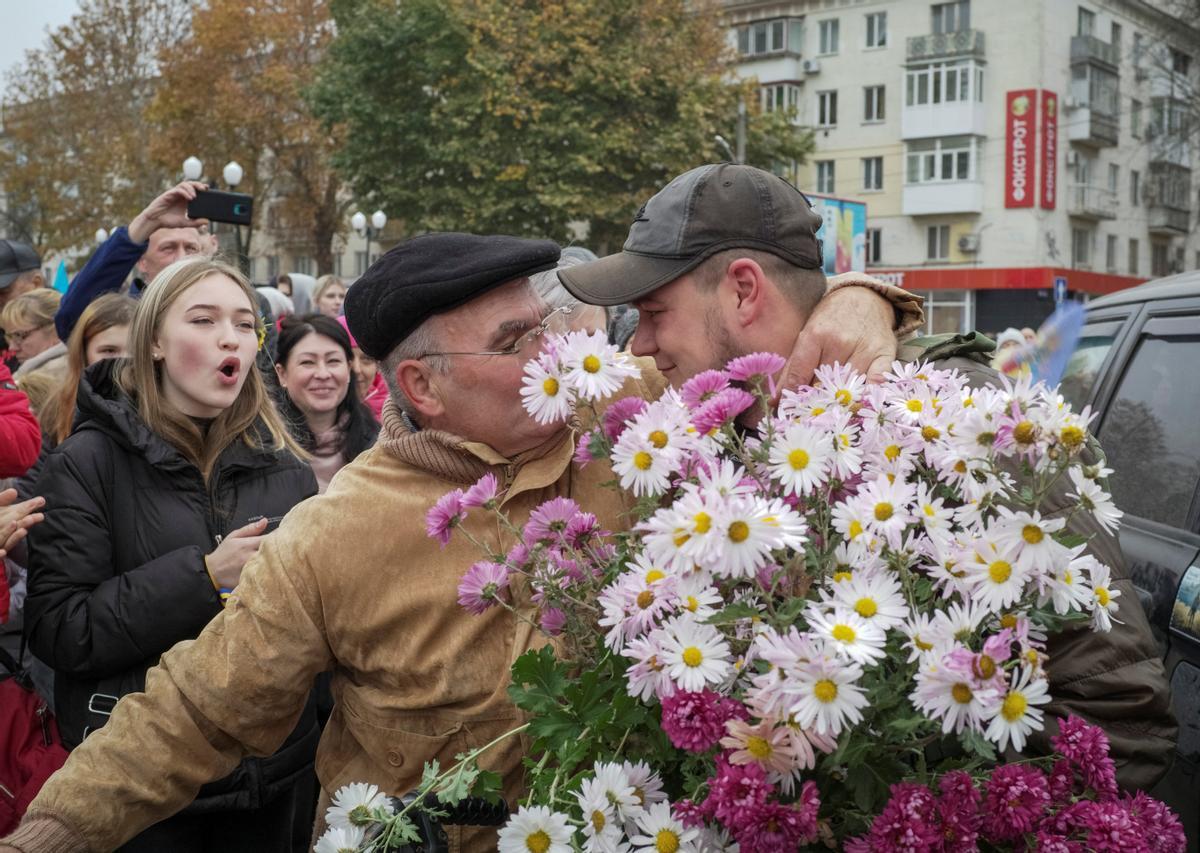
left=417, top=305, right=574, bottom=359
left=6, top=323, right=51, bottom=344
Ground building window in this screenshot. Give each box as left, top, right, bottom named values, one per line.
left=737, top=19, right=787, bottom=56
left=267, top=255, right=279, bottom=281
left=334, top=253, right=344, bottom=278
left=1130, top=170, right=1140, bottom=206
left=865, top=228, right=882, bottom=264
left=1106, top=234, right=1118, bottom=273
left=906, top=136, right=979, bottom=183
left=294, top=256, right=313, bottom=276
left=865, top=12, right=887, bottom=48
left=862, top=156, right=883, bottom=190
left=913, top=289, right=972, bottom=334
left=1151, top=242, right=1169, bottom=277
left=818, top=19, right=840, bottom=55
left=927, top=225, right=951, bottom=261
left=1071, top=228, right=1093, bottom=268
left=1107, top=163, right=1119, bottom=193
left=762, top=83, right=801, bottom=117
left=1128, top=239, right=1139, bottom=275
left=354, top=251, right=369, bottom=277
left=1071, top=64, right=1119, bottom=117
left=817, top=90, right=838, bottom=126
left=1077, top=7, right=1095, bottom=37
left=1170, top=47, right=1192, bottom=76
left=905, top=60, right=983, bottom=106
left=931, top=1, right=970, bottom=34
left=864, top=85, right=885, bottom=122
left=1110, top=22, right=1121, bottom=51
left=1131, top=99, right=1142, bottom=138
left=1149, top=97, right=1189, bottom=139
left=815, top=160, right=836, bottom=193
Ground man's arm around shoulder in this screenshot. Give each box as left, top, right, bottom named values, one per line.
left=54, top=227, right=146, bottom=340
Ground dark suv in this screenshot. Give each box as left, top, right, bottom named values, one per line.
left=1059, top=270, right=1200, bottom=846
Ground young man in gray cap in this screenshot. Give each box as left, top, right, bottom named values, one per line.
left=1, top=230, right=913, bottom=853
left=559, top=163, right=1177, bottom=790
left=0, top=240, right=45, bottom=311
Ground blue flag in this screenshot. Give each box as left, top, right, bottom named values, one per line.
left=52, top=260, right=69, bottom=294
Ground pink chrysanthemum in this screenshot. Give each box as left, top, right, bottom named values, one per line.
left=864, top=782, right=943, bottom=852
left=1049, top=758, right=1076, bottom=803
left=672, top=798, right=712, bottom=829
left=703, top=756, right=773, bottom=830
left=539, top=607, right=566, bottom=636
left=461, top=473, right=499, bottom=510
left=425, top=489, right=465, bottom=547
left=1051, top=714, right=1119, bottom=802
left=456, top=561, right=510, bottom=615
left=981, top=764, right=1051, bottom=843
left=564, top=512, right=603, bottom=549
left=1126, top=792, right=1187, bottom=853
left=691, top=387, right=756, bottom=435
left=732, top=800, right=818, bottom=852
left=1080, top=800, right=1146, bottom=852
left=524, top=497, right=582, bottom=546
left=680, top=369, right=731, bottom=409
left=1035, top=830, right=1080, bottom=853
left=937, top=771, right=982, bottom=852
left=573, top=429, right=601, bottom=466
left=660, top=690, right=742, bottom=753
left=601, top=396, right=648, bottom=441
left=506, top=541, right=532, bottom=570
left=725, top=352, right=786, bottom=392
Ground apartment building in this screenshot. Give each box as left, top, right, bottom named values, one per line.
left=725, top=0, right=1200, bottom=334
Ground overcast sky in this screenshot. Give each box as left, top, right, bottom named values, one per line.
left=2, top=0, right=82, bottom=89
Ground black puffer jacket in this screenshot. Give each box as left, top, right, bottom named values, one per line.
left=24, top=359, right=321, bottom=812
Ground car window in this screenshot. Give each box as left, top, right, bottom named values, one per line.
left=1060, top=323, right=1123, bottom=411
left=1097, top=324, right=1200, bottom=530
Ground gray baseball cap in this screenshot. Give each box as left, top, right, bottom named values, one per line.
left=559, top=163, right=824, bottom=306
left=0, top=239, right=41, bottom=290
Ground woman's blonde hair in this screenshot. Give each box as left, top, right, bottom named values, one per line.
left=118, top=258, right=305, bottom=480
left=52, top=293, right=136, bottom=445
left=313, top=274, right=345, bottom=306
left=16, top=369, right=62, bottom=429
left=1, top=288, right=62, bottom=333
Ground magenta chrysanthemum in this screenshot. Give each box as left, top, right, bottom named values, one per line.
left=1080, top=800, right=1145, bottom=852
left=425, top=489, right=465, bottom=546
left=456, top=560, right=510, bottom=615
left=864, top=782, right=943, bottom=852
left=1049, top=758, right=1076, bottom=802
left=573, top=429, right=601, bottom=466
left=524, top=497, right=582, bottom=546
left=732, top=800, right=818, bottom=852
left=703, top=756, right=773, bottom=830
left=725, top=352, right=786, bottom=384
left=461, top=473, right=499, bottom=509
left=564, top=512, right=603, bottom=549
left=680, top=369, right=731, bottom=409
left=691, top=387, right=756, bottom=435
left=539, top=607, right=566, bottom=636
left=672, top=798, right=712, bottom=828
left=601, top=395, right=648, bottom=441
left=936, top=770, right=981, bottom=852
left=1051, top=714, right=1119, bottom=802
left=1126, top=791, right=1187, bottom=853
left=981, top=764, right=1051, bottom=843
left=660, top=690, right=740, bottom=752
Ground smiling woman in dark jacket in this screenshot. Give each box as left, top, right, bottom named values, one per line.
left=24, top=258, right=319, bottom=852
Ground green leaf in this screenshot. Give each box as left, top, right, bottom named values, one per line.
left=959, top=728, right=998, bottom=762
left=508, top=646, right=569, bottom=715
left=703, top=600, right=761, bottom=627
left=471, top=769, right=504, bottom=805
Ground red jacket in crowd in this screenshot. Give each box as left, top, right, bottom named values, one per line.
left=0, top=362, right=41, bottom=479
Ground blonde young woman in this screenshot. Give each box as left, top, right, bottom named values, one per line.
left=312, top=274, right=346, bottom=318
left=23, top=259, right=320, bottom=852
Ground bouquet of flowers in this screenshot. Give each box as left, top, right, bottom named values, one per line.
left=315, top=331, right=1184, bottom=853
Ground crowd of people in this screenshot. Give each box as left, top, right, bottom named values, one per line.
left=0, top=163, right=1176, bottom=853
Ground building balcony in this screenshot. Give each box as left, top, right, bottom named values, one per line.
left=735, top=55, right=806, bottom=83
left=902, top=181, right=984, bottom=216
left=901, top=99, right=986, bottom=140
left=906, top=29, right=984, bottom=63
left=1149, top=133, right=1192, bottom=169
left=1148, top=205, right=1190, bottom=235
left=1066, top=184, right=1118, bottom=220
left=1070, top=35, right=1119, bottom=71
left=1065, top=107, right=1118, bottom=148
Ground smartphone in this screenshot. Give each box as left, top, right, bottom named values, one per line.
left=248, top=515, right=286, bottom=533
left=187, top=188, right=253, bottom=225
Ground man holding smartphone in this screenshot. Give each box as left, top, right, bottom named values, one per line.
left=54, top=181, right=210, bottom=341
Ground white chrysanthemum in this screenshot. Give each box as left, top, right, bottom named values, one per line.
left=1087, top=560, right=1122, bottom=632
left=625, top=395, right=693, bottom=459
left=497, top=805, right=575, bottom=853
left=1040, top=545, right=1094, bottom=615
left=911, top=653, right=1001, bottom=735
left=520, top=354, right=574, bottom=424
left=828, top=410, right=864, bottom=480
left=325, top=782, right=394, bottom=831
left=622, top=635, right=674, bottom=701
left=612, top=434, right=674, bottom=497
left=785, top=651, right=869, bottom=737
left=814, top=361, right=868, bottom=409
left=806, top=606, right=887, bottom=666
left=629, top=801, right=699, bottom=853
left=1068, top=466, right=1123, bottom=534
left=913, top=483, right=955, bottom=538
left=984, top=665, right=1051, bottom=752
left=928, top=599, right=988, bottom=647
left=827, top=571, right=910, bottom=631
left=314, top=826, right=365, bottom=853
left=830, top=498, right=873, bottom=548
left=900, top=612, right=941, bottom=663
left=654, top=615, right=733, bottom=693
left=561, top=329, right=638, bottom=400
left=591, top=761, right=643, bottom=820
left=855, top=476, right=917, bottom=547
left=576, top=778, right=623, bottom=852
left=766, top=421, right=833, bottom=496
left=621, top=759, right=668, bottom=810
left=988, top=507, right=1068, bottom=577
left=638, top=489, right=726, bottom=573
left=962, top=538, right=1030, bottom=614
left=706, top=496, right=807, bottom=578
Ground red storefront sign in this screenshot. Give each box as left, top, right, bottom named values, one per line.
left=1040, top=90, right=1058, bottom=210
left=1004, top=90, right=1037, bottom=208
left=866, top=267, right=1145, bottom=296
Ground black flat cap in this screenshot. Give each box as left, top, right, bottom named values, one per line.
left=344, top=232, right=560, bottom=359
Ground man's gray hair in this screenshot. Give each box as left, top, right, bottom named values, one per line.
left=381, top=316, right=447, bottom=422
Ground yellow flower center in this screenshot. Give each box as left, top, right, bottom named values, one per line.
left=951, top=683, right=973, bottom=704
left=636, top=590, right=655, bottom=610
left=1022, top=525, right=1044, bottom=545
left=988, top=560, right=1013, bottom=584
left=728, top=521, right=750, bottom=543
left=835, top=389, right=853, bottom=406
left=655, top=830, right=681, bottom=853
left=833, top=570, right=853, bottom=583
left=634, top=451, right=654, bottom=471
left=831, top=624, right=857, bottom=643
left=645, top=569, right=665, bottom=583
left=673, top=530, right=690, bottom=547
left=788, top=448, right=810, bottom=470
left=1000, top=613, right=1018, bottom=629
left=854, top=598, right=878, bottom=618
left=915, top=636, right=933, bottom=651
left=811, top=406, right=825, bottom=416
left=682, top=647, right=703, bottom=667
left=582, top=354, right=602, bottom=374
left=954, top=460, right=968, bottom=474
left=874, top=502, right=894, bottom=521
left=884, top=444, right=901, bottom=462
left=526, top=830, right=551, bottom=853
left=1063, top=570, right=1073, bottom=584
left=977, top=654, right=997, bottom=679
left=976, top=431, right=996, bottom=447
left=693, top=512, right=711, bottom=534
left=921, top=425, right=941, bottom=441
left=591, top=810, right=606, bottom=832
left=906, top=399, right=923, bottom=412
left=746, top=735, right=773, bottom=759
left=848, top=520, right=864, bottom=539
left=649, top=430, right=669, bottom=449
left=923, top=504, right=936, bottom=517
left=1096, top=587, right=1110, bottom=607
left=1061, top=425, right=1085, bottom=447
left=814, top=679, right=838, bottom=702
left=685, top=595, right=699, bottom=612
left=542, top=377, right=559, bottom=396
left=1001, top=691, right=1028, bottom=722
left=1013, top=420, right=1037, bottom=444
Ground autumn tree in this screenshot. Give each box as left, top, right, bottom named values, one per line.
left=147, top=0, right=348, bottom=274
left=0, top=0, right=189, bottom=258
left=310, top=0, right=814, bottom=251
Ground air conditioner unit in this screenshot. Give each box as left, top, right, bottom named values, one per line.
left=1066, top=150, right=1079, bottom=167
left=958, top=234, right=981, bottom=253
left=1064, top=95, right=1086, bottom=109
left=801, top=59, right=821, bottom=74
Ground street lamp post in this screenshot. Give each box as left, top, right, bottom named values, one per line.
left=350, top=209, right=388, bottom=272
left=222, top=161, right=248, bottom=275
